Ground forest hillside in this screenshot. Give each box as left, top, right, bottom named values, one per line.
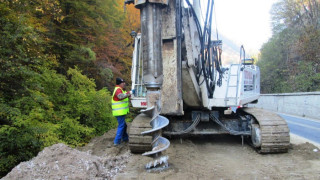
left=258, top=0, right=320, bottom=93
left=0, top=0, right=139, bottom=177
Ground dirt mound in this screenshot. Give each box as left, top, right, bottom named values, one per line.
left=292, top=142, right=320, bottom=160
left=3, top=143, right=130, bottom=180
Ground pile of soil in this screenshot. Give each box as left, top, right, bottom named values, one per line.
left=3, top=143, right=130, bottom=180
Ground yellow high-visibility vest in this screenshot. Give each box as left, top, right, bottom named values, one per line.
left=111, top=87, right=129, bottom=116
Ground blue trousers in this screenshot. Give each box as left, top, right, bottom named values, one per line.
left=114, top=115, right=129, bottom=144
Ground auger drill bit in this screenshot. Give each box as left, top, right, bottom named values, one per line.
left=140, top=101, right=170, bottom=170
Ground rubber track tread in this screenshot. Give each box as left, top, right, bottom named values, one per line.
left=129, top=114, right=153, bottom=153
left=243, top=108, right=290, bottom=153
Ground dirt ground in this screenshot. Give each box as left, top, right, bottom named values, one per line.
left=3, top=126, right=320, bottom=180
left=82, top=127, right=320, bottom=180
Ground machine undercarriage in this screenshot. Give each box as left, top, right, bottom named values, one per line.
left=130, top=108, right=289, bottom=154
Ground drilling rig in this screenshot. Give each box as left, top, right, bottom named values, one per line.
left=125, top=0, right=290, bottom=169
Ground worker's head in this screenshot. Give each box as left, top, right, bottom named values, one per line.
left=116, top=77, right=126, bottom=88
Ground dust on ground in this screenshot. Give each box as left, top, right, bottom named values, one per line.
left=3, top=127, right=320, bottom=180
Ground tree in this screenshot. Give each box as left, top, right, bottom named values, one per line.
left=258, top=0, right=320, bottom=93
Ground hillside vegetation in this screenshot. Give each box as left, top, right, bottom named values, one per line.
left=258, top=0, right=320, bottom=93
left=0, top=0, right=139, bottom=177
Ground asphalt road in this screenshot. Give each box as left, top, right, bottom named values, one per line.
left=279, top=114, right=320, bottom=144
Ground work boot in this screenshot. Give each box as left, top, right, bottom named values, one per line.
left=113, top=143, right=123, bottom=148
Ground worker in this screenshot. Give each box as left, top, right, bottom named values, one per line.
left=111, top=77, right=135, bottom=146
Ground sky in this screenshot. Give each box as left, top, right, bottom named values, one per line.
left=213, top=0, right=278, bottom=54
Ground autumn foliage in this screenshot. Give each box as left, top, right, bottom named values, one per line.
left=258, top=0, right=320, bottom=93
left=0, top=0, right=140, bottom=177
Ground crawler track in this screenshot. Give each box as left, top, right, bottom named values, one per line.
left=129, top=114, right=153, bottom=153
left=243, top=108, right=290, bottom=153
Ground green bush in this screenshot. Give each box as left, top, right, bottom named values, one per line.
left=0, top=123, right=43, bottom=177
left=0, top=67, right=117, bottom=176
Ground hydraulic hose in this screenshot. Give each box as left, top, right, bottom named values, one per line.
left=165, top=114, right=201, bottom=135
left=185, top=0, right=224, bottom=96
left=210, top=114, right=250, bottom=136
